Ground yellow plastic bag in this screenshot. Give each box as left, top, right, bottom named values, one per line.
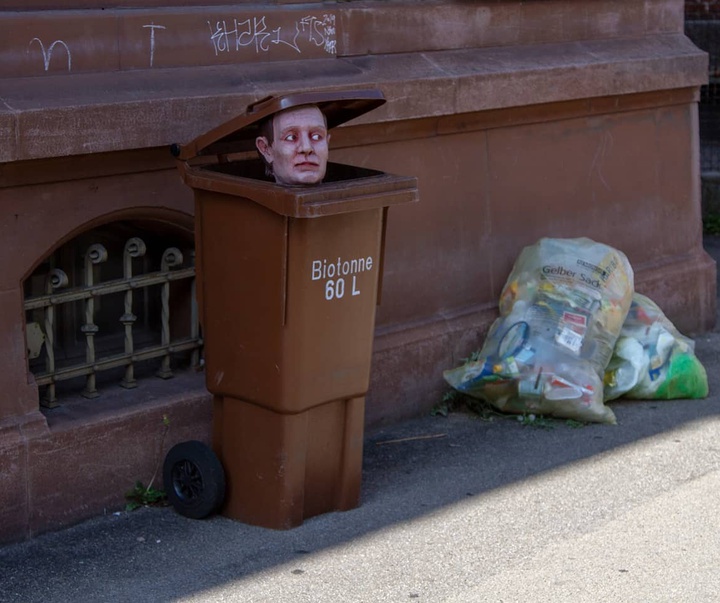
left=444, top=238, right=634, bottom=424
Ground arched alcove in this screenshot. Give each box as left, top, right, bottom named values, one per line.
left=23, top=217, right=201, bottom=409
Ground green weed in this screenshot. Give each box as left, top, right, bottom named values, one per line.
left=703, top=212, right=720, bottom=235
left=124, top=414, right=170, bottom=512
left=517, top=413, right=555, bottom=429
left=435, top=389, right=590, bottom=429
left=564, top=418, right=588, bottom=428
left=433, top=389, right=507, bottom=421
left=125, top=481, right=167, bottom=511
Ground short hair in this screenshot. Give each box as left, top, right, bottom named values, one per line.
left=257, top=115, right=275, bottom=145
left=256, top=115, right=275, bottom=177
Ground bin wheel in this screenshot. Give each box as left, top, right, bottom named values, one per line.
left=163, top=440, right=225, bottom=519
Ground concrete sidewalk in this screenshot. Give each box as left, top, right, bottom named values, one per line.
left=1, top=243, right=719, bottom=603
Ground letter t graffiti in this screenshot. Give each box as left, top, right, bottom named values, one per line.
left=143, top=23, right=167, bottom=67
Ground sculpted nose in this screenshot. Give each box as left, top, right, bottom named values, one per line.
left=299, top=133, right=313, bottom=153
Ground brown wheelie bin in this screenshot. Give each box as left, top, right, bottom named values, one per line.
left=165, top=89, right=418, bottom=529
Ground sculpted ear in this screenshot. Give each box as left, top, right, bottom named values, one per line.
left=255, top=136, right=273, bottom=164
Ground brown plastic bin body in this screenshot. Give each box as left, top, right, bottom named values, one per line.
left=176, top=90, right=418, bottom=529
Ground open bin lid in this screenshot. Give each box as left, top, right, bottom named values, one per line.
left=173, top=89, right=386, bottom=161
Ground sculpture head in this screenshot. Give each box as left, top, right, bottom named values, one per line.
left=255, top=104, right=330, bottom=185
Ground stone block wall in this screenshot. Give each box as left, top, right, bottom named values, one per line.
left=0, top=0, right=713, bottom=542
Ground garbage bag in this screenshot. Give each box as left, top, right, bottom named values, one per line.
left=603, top=293, right=708, bottom=400
left=444, top=237, right=634, bottom=424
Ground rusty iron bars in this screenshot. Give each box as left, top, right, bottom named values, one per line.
left=24, top=238, right=203, bottom=408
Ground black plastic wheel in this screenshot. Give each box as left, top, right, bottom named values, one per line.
left=163, top=440, right=226, bottom=519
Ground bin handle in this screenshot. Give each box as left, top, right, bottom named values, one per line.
left=281, top=216, right=289, bottom=326
left=247, top=96, right=275, bottom=114
left=174, top=156, right=189, bottom=179
left=377, top=206, right=388, bottom=306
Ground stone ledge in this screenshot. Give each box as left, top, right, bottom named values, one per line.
left=0, top=34, right=707, bottom=163
left=340, top=0, right=683, bottom=57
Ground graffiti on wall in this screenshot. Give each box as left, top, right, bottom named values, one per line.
left=208, top=15, right=336, bottom=56
left=24, top=13, right=337, bottom=74
left=28, top=38, right=72, bottom=72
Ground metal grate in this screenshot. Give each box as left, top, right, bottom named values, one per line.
left=686, top=17, right=720, bottom=173
left=24, top=237, right=202, bottom=407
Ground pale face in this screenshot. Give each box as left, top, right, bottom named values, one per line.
left=255, top=106, right=330, bottom=185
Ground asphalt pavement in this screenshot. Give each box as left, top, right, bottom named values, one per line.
left=2, top=240, right=720, bottom=603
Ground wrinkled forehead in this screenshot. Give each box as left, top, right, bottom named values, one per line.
left=272, top=105, right=327, bottom=136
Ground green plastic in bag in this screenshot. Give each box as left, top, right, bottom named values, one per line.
left=603, top=293, right=708, bottom=401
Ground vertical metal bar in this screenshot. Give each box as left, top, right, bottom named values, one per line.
left=156, top=247, right=183, bottom=379
left=142, top=255, right=150, bottom=331
left=120, top=238, right=146, bottom=389
left=81, top=244, right=107, bottom=398
left=59, top=245, right=77, bottom=349
left=41, top=269, right=68, bottom=408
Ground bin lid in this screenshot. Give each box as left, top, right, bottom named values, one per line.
left=174, top=89, right=386, bottom=160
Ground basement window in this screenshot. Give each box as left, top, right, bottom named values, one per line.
left=23, top=220, right=202, bottom=408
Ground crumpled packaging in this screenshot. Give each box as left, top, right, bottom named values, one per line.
left=604, top=293, right=708, bottom=401
left=444, top=237, right=634, bottom=424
